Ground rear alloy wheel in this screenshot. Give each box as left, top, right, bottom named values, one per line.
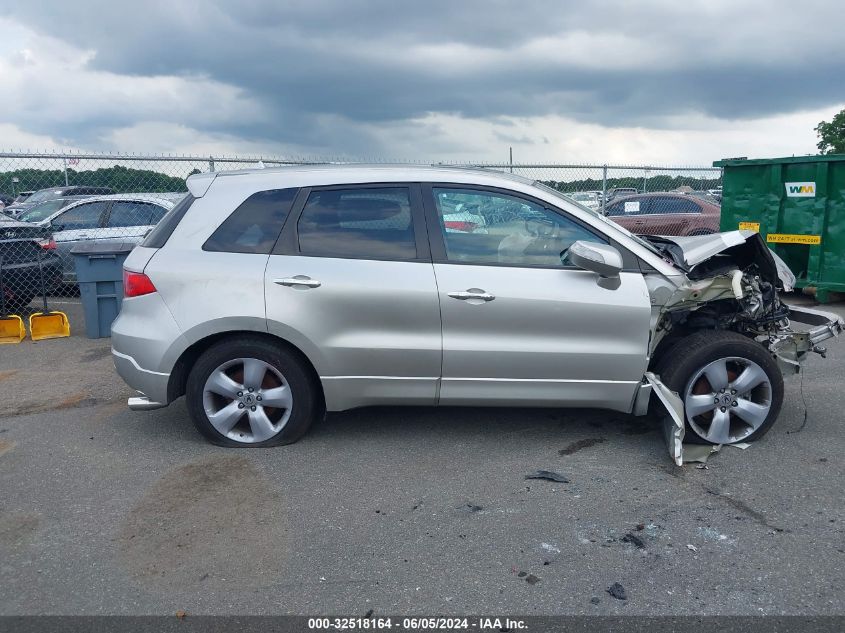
left=186, top=337, right=318, bottom=446
left=659, top=330, right=784, bottom=445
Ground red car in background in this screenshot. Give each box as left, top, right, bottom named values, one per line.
left=604, top=192, right=721, bottom=236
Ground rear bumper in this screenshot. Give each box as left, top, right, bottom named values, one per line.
left=112, top=348, right=171, bottom=406
left=111, top=292, right=185, bottom=407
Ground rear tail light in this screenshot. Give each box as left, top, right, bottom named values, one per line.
left=37, top=238, right=57, bottom=250
left=444, top=220, right=479, bottom=232
left=123, top=269, right=157, bottom=298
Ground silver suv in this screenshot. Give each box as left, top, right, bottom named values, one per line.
left=111, top=165, right=842, bottom=448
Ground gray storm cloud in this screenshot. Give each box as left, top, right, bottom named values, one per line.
left=0, top=0, right=842, bottom=154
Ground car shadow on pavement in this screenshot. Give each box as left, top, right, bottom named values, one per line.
left=310, top=405, right=661, bottom=446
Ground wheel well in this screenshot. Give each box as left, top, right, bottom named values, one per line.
left=167, top=331, right=324, bottom=410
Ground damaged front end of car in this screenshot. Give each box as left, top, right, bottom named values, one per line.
left=639, top=231, right=843, bottom=464
left=646, top=230, right=843, bottom=373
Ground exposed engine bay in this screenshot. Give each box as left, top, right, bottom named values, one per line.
left=642, top=231, right=843, bottom=373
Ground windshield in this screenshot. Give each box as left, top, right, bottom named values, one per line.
left=26, top=189, right=64, bottom=203
left=18, top=199, right=68, bottom=222
left=531, top=181, right=664, bottom=256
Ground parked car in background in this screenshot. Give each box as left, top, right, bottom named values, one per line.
left=12, top=191, right=34, bottom=203
left=605, top=192, right=720, bottom=236
left=567, top=191, right=601, bottom=211
left=16, top=197, right=92, bottom=224
left=29, top=193, right=183, bottom=283
left=0, top=213, right=61, bottom=311
left=605, top=187, right=639, bottom=202
left=686, top=190, right=722, bottom=205
left=3, top=185, right=114, bottom=218
left=0, top=193, right=14, bottom=213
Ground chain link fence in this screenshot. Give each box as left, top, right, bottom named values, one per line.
left=0, top=151, right=721, bottom=317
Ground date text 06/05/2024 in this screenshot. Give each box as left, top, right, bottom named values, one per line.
left=307, top=617, right=528, bottom=630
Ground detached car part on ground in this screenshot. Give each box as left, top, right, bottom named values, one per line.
left=109, top=166, right=842, bottom=454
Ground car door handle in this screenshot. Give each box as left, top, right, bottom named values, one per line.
left=275, top=276, right=321, bottom=288
left=448, top=290, right=495, bottom=301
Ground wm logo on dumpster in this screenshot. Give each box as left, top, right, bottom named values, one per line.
left=785, top=182, right=816, bottom=197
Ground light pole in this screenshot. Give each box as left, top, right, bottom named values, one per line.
left=11, top=176, right=19, bottom=197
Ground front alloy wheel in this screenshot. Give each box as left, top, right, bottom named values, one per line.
left=683, top=357, right=772, bottom=444
left=658, top=330, right=784, bottom=445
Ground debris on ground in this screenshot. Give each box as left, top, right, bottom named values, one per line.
left=606, top=582, right=627, bottom=600
left=686, top=544, right=698, bottom=552
left=524, top=574, right=540, bottom=585
left=175, top=611, right=187, bottom=620
left=457, top=503, right=483, bottom=513
left=524, top=470, right=569, bottom=483
left=558, top=438, right=606, bottom=455
left=683, top=444, right=721, bottom=464
left=621, top=532, right=646, bottom=549
left=698, top=526, right=732, bottom=543
left=364, top=609, right=374, bottom=618
left=590, top=597, right=601, bottom=605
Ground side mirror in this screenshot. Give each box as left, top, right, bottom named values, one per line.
left=567, top=240, right=623, bottom=289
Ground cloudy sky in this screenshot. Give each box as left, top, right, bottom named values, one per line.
left=0, top=0, right=842, bottom=164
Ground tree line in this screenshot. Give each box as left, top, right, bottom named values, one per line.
left=0, top=165, right=200, bottom=195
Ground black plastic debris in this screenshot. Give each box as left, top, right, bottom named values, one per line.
left=457, top=503, right=483, bottom=513
left=621, top=533, right=646, bottom=549
left=524, top=574, right=540, bottom=585
left=524, top=470, right=569, bottom=483
left=606, top=582, right=627, bottom=600
left=590, top=597, right=601, bottom=605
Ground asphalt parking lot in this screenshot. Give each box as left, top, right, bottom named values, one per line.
left=0, top=295, right=843, bottom=616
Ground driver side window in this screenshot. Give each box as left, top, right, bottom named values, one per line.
left=432, top=188, right=606, bottom=267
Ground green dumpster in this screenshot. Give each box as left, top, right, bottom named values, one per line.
left=714, top=154, right=845, bottom=303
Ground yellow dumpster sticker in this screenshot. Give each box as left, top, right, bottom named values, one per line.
left=738, top=221, right=760, bottom=231
left=766, top=233, right=821, bottom=245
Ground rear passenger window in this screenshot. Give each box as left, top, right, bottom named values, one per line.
left=297, top=187, right=416, bottom=260
left=204, top=188, right=298, bottom=254
left=107, top=201, right=165, bottom=227
left=650, top=197, right=701, bottom=214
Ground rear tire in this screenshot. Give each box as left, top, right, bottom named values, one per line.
left=185, top=336, right=318, bottom=447
left=658, top=330, right=783, bottom=445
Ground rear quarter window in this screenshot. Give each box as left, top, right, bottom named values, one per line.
left=203, top=188, right=299, bottom=254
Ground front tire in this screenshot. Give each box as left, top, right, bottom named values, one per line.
left=185, top=336, right=318, bottom=447
left=658, top=330, right=784, bottom=445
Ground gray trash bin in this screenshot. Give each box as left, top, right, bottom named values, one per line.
left=70, top=241, right=135, bottom=338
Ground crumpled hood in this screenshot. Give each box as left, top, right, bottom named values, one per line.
left=659, top=230, right=754, bottom=266
left=647, top=230, right=796, bottom=291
